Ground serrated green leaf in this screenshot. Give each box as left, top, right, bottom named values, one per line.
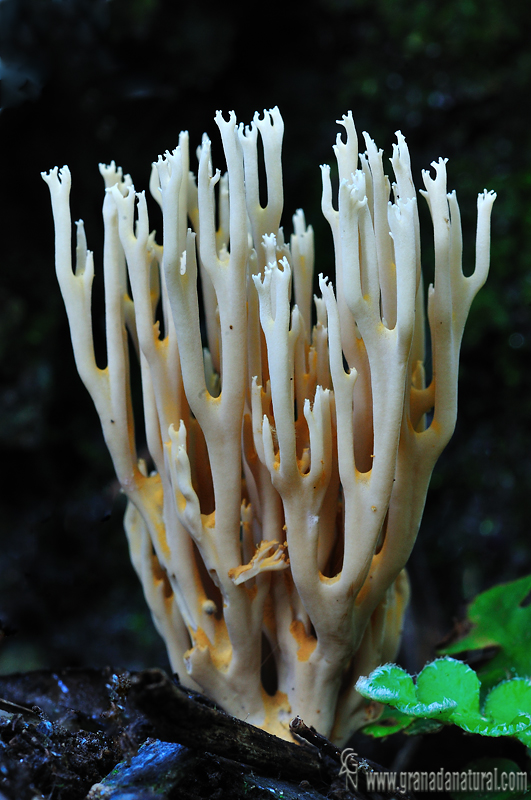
left=484, top=678, right=531, bottom=725
left=355, top=663, right=417, bottom=711
left=357, top=658, right=531, bottom=746
left=441, top=574, right=531, bottom=689
left=416, top=657, right=481, bottom=724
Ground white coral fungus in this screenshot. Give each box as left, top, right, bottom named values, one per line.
left=42, top=108, right=495, bottom=744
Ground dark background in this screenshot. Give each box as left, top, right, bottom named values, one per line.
left=0, top=0, right=529, bottom=680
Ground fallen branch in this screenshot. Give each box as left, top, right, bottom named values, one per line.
left=129, top=669, right=416, bottom=799
left=129, top=669, right=330, bottom=786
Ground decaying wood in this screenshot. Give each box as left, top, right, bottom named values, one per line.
left=129, top=669, right=331, bottom=785
left=129, top=669, right=416, bottom=799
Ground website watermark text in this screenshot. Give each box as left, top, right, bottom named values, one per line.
left=340, top=748, right=528, bottom=794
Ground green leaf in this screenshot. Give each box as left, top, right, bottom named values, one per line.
left=361, top=704, right=415, bottom=737
left=416, top=658, right=481, bottom=724
left=361, top=704, right=445, bottom=738
left=483, top=679, right=531, bottom=744
left=359, top=577, right=531, bottom=743
left=355, top=663, right=418, bottom=712
left=441, top=574, right=531, bottom=689
left=484, top=678, right=531, bottom=724
left=357, top=657, right=480, bottom=722
left=357, top=658, right=531, bottom=745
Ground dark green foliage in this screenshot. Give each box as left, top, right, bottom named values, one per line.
left=441, top=574, right=531, bottom=691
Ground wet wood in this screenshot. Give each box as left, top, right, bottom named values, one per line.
left=129, top=668, right=331, bottom=786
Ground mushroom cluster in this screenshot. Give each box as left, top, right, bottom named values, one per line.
left=42, top=109, right=495, bottom=744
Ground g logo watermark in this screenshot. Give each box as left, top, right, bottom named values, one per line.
left=339, top=747, right=359, bottom=791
